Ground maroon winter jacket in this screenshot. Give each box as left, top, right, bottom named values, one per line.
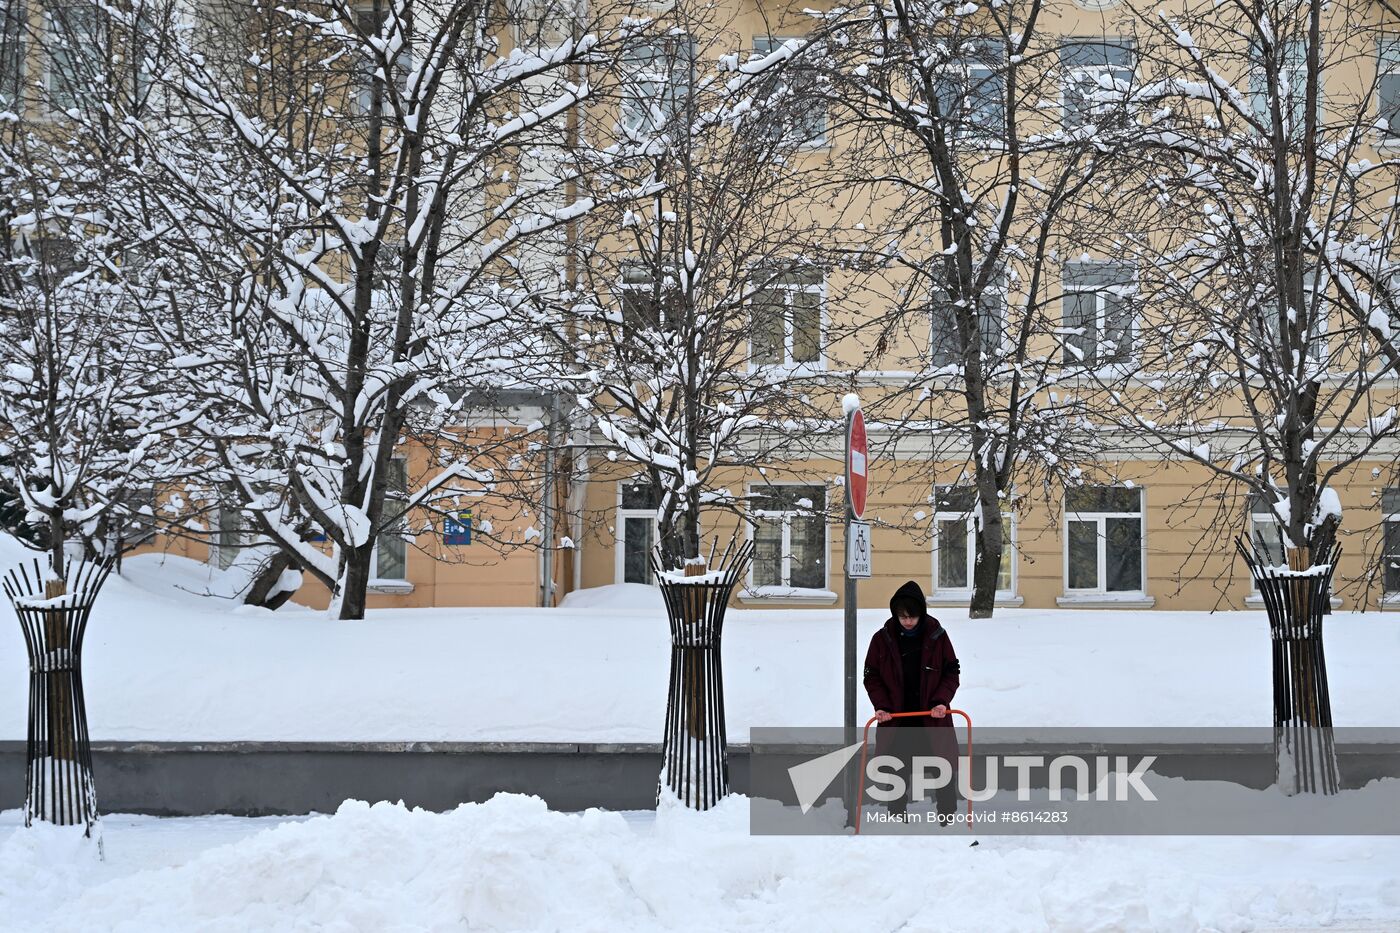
left=862, top=580, right=960, bottom=729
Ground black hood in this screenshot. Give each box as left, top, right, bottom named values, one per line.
left=889, top=580, right=928, bottom=620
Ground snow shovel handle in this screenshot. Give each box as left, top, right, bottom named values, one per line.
left=853, top=708, right=973, bottom=835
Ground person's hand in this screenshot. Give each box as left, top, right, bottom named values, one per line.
left=930, top=704, right=948, bottom=719
left=875, top=710, right=892, bottom=723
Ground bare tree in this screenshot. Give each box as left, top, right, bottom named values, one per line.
left=0, top=0, right=191, bottom=583
left=1081, top=0, right=1400, bottom=791
left=799, top=0, right=1113, bottom=616
left=558, top=3, right=831, bottom=572
left=120, top=0, right=622, bottom=617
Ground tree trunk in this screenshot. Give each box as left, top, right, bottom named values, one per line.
left=337, top=543, right=373, bottom=620
left=42, top=573, right=75, bottom=764
left=680, top=497, right=702, bottom=565
left=969, top=507, right=1004, bottom=620
left=47, top=507, right=65, bottom=583
left=244, top=549, right=296, bottom=610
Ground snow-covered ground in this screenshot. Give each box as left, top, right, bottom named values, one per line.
left=1, top=542, right=1398, bottom=741
left=3, top=796, right=1400, bottom=932
left=3, top=542, right=1400, bottom=931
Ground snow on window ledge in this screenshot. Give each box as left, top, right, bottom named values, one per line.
left=747, top=361, right=828, bottom=378
left=1245, top=593, right=1343, bottom=610
left=738, top=586, right=838, bottom=605
left=1381, top=592, right=1400, bottom=608
left=927, top=593, right=1024, bottom=608
left=368, top=578, right=415, bottom=595
left=1055, top=592, right=1155, bottom=609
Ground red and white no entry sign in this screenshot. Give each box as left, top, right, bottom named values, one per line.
left=847, top=407, right=868, bottom=520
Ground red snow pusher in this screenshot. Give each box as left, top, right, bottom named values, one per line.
left=854, top=708, right=973, bottom=835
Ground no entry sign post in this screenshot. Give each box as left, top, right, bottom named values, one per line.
left=843, top=397, right=869, bottom=827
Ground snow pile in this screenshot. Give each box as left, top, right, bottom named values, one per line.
left=0, top=819, right=101, bottom=914
left=3, top=794, right=1400, bottom=931
left=558, top=583, right=665, bottom=611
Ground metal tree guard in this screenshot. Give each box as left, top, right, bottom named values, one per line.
left=3, top=557, right=113, bottom=836
left=1236, top=537, right=1340, bottom=795
left=651, top=537, right=753, bottom=811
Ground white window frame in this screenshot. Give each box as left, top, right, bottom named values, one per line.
left=747, top=482, right=829, bottom=592
left=1060, top=39, right=1134, bottom=130
left=1246, top=496, right=1288, bottom=596
left=371, top=457, right=410, bottom=584
left=1379, top=37, right=1400, bottom=141
left=1062, top=486, right=1147, bottom=596
left=209, top=505, right=249, bottom=572
left=929, top=492, right=1017, bottom=599
left=1061, top=260, right=1138, bottom=369
left=44, top=3, right=99, bottom=116
left=352, top=3, right=413, bottom=117
left=929, top=272, right=1008, bottom=370
left=620, top=35, right=694, bottom=136
left=509, top=0, right=576, bottom=49
left=751, top=35, right=827, bottom=148
left=1248, top=37, right=1320, bottom=131
left=1254, top=270, right=1330, bottom=367
left=0, top=2, right=26, bottom=111
left=748, top=265, right=826, bottom=370
left=1383, top=488, right=1400, bottom=597
left=934, top=43, right=1004, bottom=140
left=614, top=481, right=660, bottom=585
left=619, top=263, right=679, bottom=333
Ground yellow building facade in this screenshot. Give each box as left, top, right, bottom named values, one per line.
left=125, top=0, right=1400, bottom=612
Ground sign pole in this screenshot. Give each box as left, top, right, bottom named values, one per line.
left=842, top=400, right=858, bottom=829
left=840, top=396, right=870, bottom=828
left=844, top=406, right=857, bottom=742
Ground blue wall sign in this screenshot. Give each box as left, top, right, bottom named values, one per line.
left=444, top=510, right=472, bottom=546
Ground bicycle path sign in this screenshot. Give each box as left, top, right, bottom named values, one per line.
left=847, top=520, right=872, bottom=578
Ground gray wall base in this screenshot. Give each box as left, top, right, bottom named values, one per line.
left=1, top=741, right=1394, bottom=817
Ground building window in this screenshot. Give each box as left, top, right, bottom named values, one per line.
left=353, top=5, right=413, bottom=116
left=1060, top=39, right=1134, bottom=130
left=1065, top=485, right=1144, bottom=594
left=935, top=39, right=1004, bottom=136
left=932, top=485, right=1013, bottom=595
left=751, top=266, right=822, bottom=366
left=750, top=484, right=826, bottom=590
left=1, top=2, right=24, bottom=108
left=1062, top=260, right=1136, bottom=367
left=621, top=36, right=695, bottom=136
left=616, top=481, right=660, bottom=585
left=1383, top=488, right=1400, bottom=595
left=620, top=264, right=680, bottom=333
left=373, top=458, right=408, bottom=580
left=752, top=36, right=826, bottom=146
left=930, top=269, right=1005, bottom=369
left=1249, top=37, right=1318, bottom=132
left=17, top=234, right=80, bottom=281
left=210, top=506, right=247, bottom=571
left=508, top=0, right=576, bottom=49
left=1253, top=270, right=1329, bottom=364
left=1247, top=493, right=1289, bottom=595
left=1380, top=38, right=1400, bottom=138
left=46, top=3, right=101, bottom=113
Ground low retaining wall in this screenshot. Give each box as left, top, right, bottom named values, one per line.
left=0, top=741, right=731, bottom=816
left=0, top=741, right=1395, bottom=817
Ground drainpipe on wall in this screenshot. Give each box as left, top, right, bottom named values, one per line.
left=540, top=392, right=563, bottom=607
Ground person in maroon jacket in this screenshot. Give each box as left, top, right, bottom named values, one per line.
left=862, top=579, right=961, bottom=823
